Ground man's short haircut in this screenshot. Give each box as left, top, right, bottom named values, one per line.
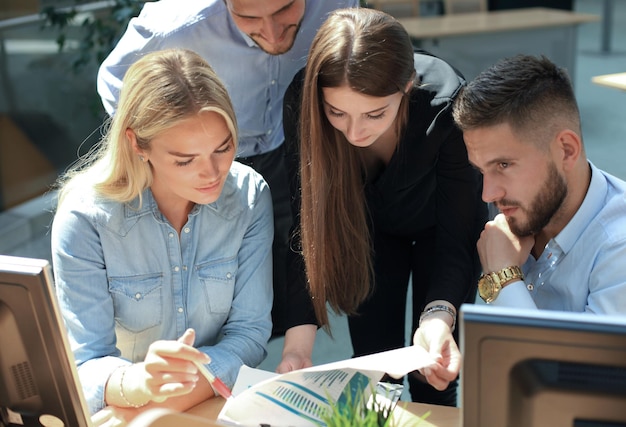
left=452, top=54, right=581, bottom=148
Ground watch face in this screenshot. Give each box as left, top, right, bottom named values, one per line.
left=478, top=275, right=495, bottom=303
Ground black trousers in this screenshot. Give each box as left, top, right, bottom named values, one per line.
left=237, top=145, right=292, bottom=337
left=347, top=227, right=471, bottom=406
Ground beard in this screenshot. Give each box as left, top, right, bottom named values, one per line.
left=250, top=20, right=301, bottom=55
left=501, top=162, right=568, bottom=237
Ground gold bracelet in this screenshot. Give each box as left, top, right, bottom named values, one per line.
left=419, top=304, right=457, bottom=332
left=119, top=366, right=148, bottom=408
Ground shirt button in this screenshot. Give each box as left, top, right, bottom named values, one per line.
left=135, top=293, right=141, bottom=300
left=271, top=80, right=276, bottom=85
left=527, top=283, right=534, bottom=291
left=182, top=265, right=188, bottom=271
left=168, top=232, right=175, bottom=238
left=184, top=227, right=190, bottom=233
left=177, top=307, right=183, bottom=313
left=267, top=129, right=272, bottom=135
left=226, top=272, right=232, bottom=279
left=174, top=266, right=180, bottom=272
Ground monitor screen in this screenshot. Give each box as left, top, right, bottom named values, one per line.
left=461, top=304, right=626, bottom=427
left=0, top=255, right=91, bottom=427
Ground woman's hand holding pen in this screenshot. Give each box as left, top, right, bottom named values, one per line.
left=139, top=328, right=210, bottom=401
left=102, top=329, right=218, bottom=425
left=108, top=328, right=212, bottom=408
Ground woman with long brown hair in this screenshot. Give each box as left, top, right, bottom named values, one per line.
left=278, top=8, right=487, bottom=406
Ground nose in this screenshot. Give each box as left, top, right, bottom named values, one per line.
left=346, top=118, right=363, bottom=142
left=260, top=18, right=283, bottom=43
left=481, top=175, right=505, bottom=204
left=199, top=156, right=219, bottom=179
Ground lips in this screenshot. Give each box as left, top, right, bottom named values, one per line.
left=498, top=206, right=518, bottom=216
left=350, top=135, right=371, bottom=145
left=197, top=181, right=220, bottom=193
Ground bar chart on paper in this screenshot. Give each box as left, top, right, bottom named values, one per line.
left=218, top=368, right=382, bottom=426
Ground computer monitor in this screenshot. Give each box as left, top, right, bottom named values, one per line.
left=0, top=255, right=91, bottom=427
left=461, top=303, right=626, bottom=427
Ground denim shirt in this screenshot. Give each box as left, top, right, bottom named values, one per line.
left=51, top=161, right=273, bottom=414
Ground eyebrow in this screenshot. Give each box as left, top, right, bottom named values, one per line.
left=167, top=134, right=232, bottom=157
left=323, top=100, right=389, bottom=115
left=229, top=0, right=295, bottom=19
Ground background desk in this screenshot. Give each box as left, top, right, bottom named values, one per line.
left=592, top=72, right=626, bottom=91
left=397, top=7, right=598, bottom=82
left=185, top=397, right=461, bottom=427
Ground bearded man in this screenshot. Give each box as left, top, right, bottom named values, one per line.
left=452, top=54, right=626, bottom=314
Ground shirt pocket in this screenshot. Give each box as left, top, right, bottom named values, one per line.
left=108, top=273, right=163, bottom=333
left=196, top=257, right=237, bottom=314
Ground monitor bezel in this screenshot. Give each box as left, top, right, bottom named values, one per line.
left=461, top=303, right=626, bottom=427
left=0, top=255, right=91, bottom=427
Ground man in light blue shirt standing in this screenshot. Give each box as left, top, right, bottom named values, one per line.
left=97, top=0, right=358, bottom=337
left=452, top=54, right=626, bottom=314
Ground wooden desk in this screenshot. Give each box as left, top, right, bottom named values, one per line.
left=397, top=7, right=599, bottom=82
left=184, top=397, right=462, bottom=426
left=592, top=72, right=626, bottom=91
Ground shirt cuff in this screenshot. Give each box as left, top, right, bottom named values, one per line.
left=492, top=280, right=538, bottom=309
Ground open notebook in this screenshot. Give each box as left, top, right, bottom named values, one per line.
left=0, top=255, right=92, bottom=427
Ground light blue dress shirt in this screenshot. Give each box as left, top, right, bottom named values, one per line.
left=96, top=0, right=357, bottom=158
left=495, top=162, right=626, bottom=314
left=51, top=162, right=273, bottom=414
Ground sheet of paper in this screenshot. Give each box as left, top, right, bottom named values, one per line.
left=220, top=367, right=383, bottom=427
left=231, top=364, right=278, bottom=397
left=218, top=345, right=438, bottom=426
left=304, top=345, right=437, bottom=379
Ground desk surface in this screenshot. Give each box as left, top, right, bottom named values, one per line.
left=185, top=397, right=461, bottom=427
left=397, top=7, right=599, bottom=38
left=592, top=72, right=626, bottom=91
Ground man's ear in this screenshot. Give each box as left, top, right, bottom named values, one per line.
left=556, top=129, right=582, bottom=171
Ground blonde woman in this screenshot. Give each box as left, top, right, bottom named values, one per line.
left=52, top=49, right=273, bottom=420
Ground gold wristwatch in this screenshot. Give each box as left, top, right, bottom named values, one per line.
left=478, top=266, right=524, bottom=303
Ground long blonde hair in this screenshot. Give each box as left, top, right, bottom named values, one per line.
left=56, top=49, right=237, bottom=208
left=300, top=8, right=416, bottom=327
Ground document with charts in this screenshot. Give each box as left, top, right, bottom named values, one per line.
left=217, top=345, right=436, bottom=427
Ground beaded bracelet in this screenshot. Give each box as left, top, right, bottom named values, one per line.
left=419, top=304, right=457, bottom=332
left=119, top=366, right=148, bottom=408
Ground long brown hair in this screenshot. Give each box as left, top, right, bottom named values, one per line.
left=300, top=8, right=416, bottom=327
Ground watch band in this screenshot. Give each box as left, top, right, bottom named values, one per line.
left=478, top=265, right=524, bottom=303
left=490, top=265, right=524, bottom=288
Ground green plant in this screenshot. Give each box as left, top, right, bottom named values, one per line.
left=322, top=387, right=429, bottom=427
left=41, top=0, right=148, bottom=72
